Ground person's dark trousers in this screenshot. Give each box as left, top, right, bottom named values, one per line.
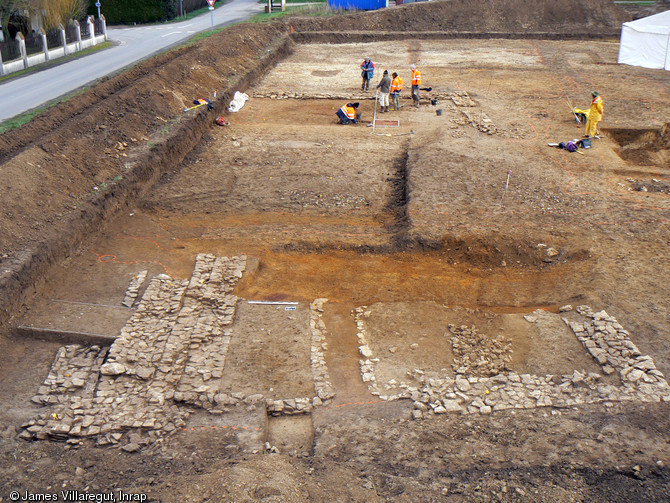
left=362, top=76, right=370, bottom=91
left=412, top=85, right=420, bottom=105
left=336, top=109, right=351, bottom=124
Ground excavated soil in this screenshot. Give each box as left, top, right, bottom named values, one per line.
left=1, top=1, right=670, bottom=502
left=288, top=0, right=629, bottom=35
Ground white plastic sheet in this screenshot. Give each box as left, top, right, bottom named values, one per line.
left=227, top=91, right=249, bottom=112
left=618, top=10, right=670, bottom=71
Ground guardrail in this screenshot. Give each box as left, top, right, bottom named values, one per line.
left=0, top=16, right=107, bottom=77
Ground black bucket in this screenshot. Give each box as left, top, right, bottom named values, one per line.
left=436, top=109, right=443, bottom=116
left=431, top=98, right=438, bottom=106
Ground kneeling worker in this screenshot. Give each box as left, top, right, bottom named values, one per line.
left=336, top=102, right=360, bottom=124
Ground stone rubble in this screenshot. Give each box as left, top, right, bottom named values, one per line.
left=565, top=307, right=667, bottom=390
left=31, top=345, right=107, bottom=407
left=352, top=305, right=670, bottom=421
left=21, top=255, right=339, bottom=447
left=21, top=255, right=248, bottom=446
left=449, top=325, right=512, bottom=377
left=253, top=91, right=449, bottom=106
left=266, top=397, right=313, bottom=416
left=353, top=306, right=379, bottom=390
left=121, top=270, right=147, bottom=308
left=447, top=90, right=505, bottom=135
left=171, top=255, right=245, bottom=410
left=253, top=91, right=409, bottom=101
left=310, top=298, right=335, bottom=404
left=448, top=91, right=477, bottom=107
left=460, top=109, right=499, bottom=135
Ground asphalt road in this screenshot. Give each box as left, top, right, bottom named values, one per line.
left=0, top=0, right=265, bottom=122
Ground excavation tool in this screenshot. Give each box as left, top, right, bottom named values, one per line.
left=184, top=98, right=212, bottom=112
left=501, top=168, right=512, bottom=207
left=369, top=89, right=400, bottom=133
left=371, top=89, right=379, bottom=132
left=566, top=97, right=580, bottom=123
left=184, top=91, right=216, bottom=112
left=184, top=102, right=207, bottom=112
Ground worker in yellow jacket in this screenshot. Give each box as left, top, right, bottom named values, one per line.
left=585, top=91, right=604, bottom=138
left=390, top=72, right=403, bottom=111
left=410, top=64, right=421, bottom=107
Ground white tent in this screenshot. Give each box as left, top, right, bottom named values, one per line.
left=618, top=10, right=670, bottom=71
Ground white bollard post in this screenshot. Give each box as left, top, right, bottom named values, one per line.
left=74, top=20, right=82, bottom=51
left=41, top=28, right=49, bottom=61
left=17, top=32, right=27, bottom=70
left=101, top=15, right=107, bottom=41
left=59, top=24, right=67, bottom=55
left=87, top=16, right=95, bottom=45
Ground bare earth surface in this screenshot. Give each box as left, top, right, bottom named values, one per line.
left=1, top=1, right=670, bottom=502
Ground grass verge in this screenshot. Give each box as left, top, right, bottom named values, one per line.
left=0, top=87, right=88, bottom=134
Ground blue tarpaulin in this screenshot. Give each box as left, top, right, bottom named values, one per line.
left=328, top=0, right=386, bottom=10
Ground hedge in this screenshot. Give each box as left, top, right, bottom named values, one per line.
left=89, top=0, right=209, bottom=24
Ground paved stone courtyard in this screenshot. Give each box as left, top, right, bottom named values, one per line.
left=19, top=256, right=670, bottom=450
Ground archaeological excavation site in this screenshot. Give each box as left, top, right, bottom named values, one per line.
left=1, top=0, right=669, bottom=501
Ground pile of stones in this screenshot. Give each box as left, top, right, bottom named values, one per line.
left=449, top=325, right=512, bottom=377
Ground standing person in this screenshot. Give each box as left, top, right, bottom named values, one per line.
left=390, top=72, right=403, bottom=111
left=361, top=58, right=374, bottom=92
left=336, top=102, right=360, bottom=124
left=377, top=70, right=392, bottom=113
left=410, top=64, right=421, bottom=107
left=585, top=91, right=604, bottom=138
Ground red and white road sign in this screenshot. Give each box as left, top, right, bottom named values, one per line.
left=206, top=0, right=215, bottom=7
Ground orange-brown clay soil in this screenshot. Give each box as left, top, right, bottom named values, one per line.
left=1, top=1, right=670, bottom=502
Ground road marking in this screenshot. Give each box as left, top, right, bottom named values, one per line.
left=162, top=31, right=182, bottom=37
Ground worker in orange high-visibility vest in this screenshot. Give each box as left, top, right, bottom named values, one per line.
left=584, top=91, right=604, bottom=138
left=390, top=72, right=403, bottom=111
left=336, top=102, right=360, bottom=124
left=410, top=64, right=421, bottom=107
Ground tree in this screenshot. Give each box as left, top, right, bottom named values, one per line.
left=0, top=0, right=30, bottom=40
left=35, top=0, right=87, bottom=31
